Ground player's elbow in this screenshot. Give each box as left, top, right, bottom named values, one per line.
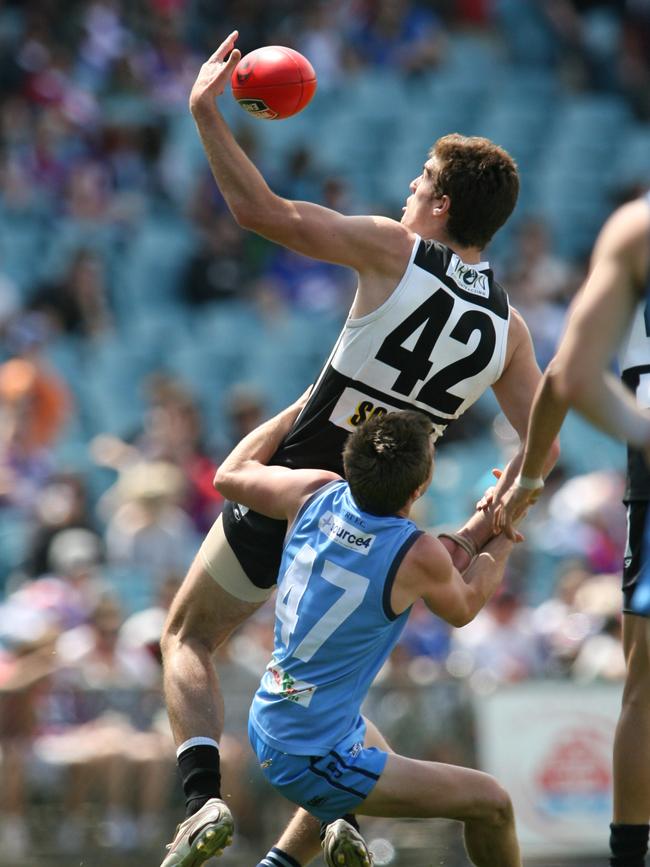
left=229, top=202, right=260, bottom=231
left=546, top=354, right=586, bottom=406
left=232, top=192, right=286, bottom=234
left=213, top=465, right=236, bottom=498
left=448, top=607, right=474, bottom=629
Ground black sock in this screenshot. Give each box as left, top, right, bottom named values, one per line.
left=257, top=846, right=301, bottom=867
left=177, top=744, right=221, bottom=817
left=320, top=813, right=360, bottom=841
left=610, top=823, right=649, bottom=867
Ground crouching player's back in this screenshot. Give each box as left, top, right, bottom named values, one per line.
left=216, top=409, right=522, bottom=867
left=250, top=474, right=421, bottom=790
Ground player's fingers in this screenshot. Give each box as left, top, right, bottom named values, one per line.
left=225, top=47, right=241, bottom=72
left=209, top=30, right=239, bottom=63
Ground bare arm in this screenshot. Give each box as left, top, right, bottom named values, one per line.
left=189, top=32, right=413, bottom=283
left=214, top=395, right=338, bottom=520
left=551, top=200, right=650, bottom=440
left=392, top=531, right=514, bottom=627
left=495, top=198, right=650, bottom=537
left=445, top=308, right=560, bottom=557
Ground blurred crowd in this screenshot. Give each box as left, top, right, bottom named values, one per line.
left=0, top=0, right=648, bottom=860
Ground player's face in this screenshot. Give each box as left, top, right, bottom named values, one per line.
left=401, top=158, right=443, bottom=232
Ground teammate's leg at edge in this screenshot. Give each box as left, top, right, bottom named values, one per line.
left=610, top=613, right=650, bottom=867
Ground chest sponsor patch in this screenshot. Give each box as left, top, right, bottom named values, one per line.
left=319, top=510, right=375, bottom=555
left=446, top=254, right=490, bottom=298
left=264, top=658, right=316, bottom=708
left=329, top=386, right=403, bottom=434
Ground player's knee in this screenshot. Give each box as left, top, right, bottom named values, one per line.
left=622, top=665, right=650, bottom=711
left=160, top=590, right=218, bottom=657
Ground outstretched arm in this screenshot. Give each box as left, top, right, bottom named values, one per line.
left=439, top=309, right=560, bottom=561
left=189, top=32, right=413, bottom=281
left=214, top=393, right=339, bottom=521
left=393, top=531, right=515, bottom=627
left=495, top=198, right=650, bottom=538
left=550, top=199, right=650, bottom=440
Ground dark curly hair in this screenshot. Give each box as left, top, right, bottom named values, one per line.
left=431, top=133, right=519, bottom=249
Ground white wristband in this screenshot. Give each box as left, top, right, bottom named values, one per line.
left=515, top=474, right=544, bottom=491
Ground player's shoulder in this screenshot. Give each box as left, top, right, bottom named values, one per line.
left=598, top=197, right=650, bottom=255
left=413, top=237, right=456, bottom=277
left=401, top=531, right=453, bottom=585
left=593, top=197, right=650, bottom=290
left=294, top=470, right=342, bottom=501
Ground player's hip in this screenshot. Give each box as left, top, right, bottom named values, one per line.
left=248, top=715, right=387, bottom=822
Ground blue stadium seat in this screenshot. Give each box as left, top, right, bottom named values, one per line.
left=0, top=211, right=47, bottom=292
left=0, top=508, right=30, bottom=586
left=119, top=214, right=195, bottom=314
left=75, top=337, right=152, bottom=437
left=614, top=125, right=650, bottom=187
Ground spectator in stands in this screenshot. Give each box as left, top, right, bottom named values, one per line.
left=181, top=212, right=256, bottom=307
left=38, top=594, right=171, bottom=852
left=0, top=316, right=72, bottom=514
left=452, top=588, right=546, bottom=684
left=104, top=460, right=198, bottom=581
left=504, top=217, right=577, bottom=367
left=29, top=249, right=113, bottom=340
left=92, top=375, right=223, bottom=534
left=25, top=473, right=100, bottom=578
left=224, top=383, right=265, bottom=450
left=349, top=0, right=446, bottom=73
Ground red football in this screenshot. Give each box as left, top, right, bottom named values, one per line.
left=231, top=46, right=317, bottom=120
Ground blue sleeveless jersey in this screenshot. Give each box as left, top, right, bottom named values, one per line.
left=249, top=480, right=422, bottom=756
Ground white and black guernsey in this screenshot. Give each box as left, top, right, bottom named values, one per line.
left=619, top=191, right=650, bottom=502
left=223, top=235, right=511, bottom=588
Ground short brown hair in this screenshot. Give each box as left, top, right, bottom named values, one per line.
left=431, top=134, right=519, bottom=249
left=342, top=411, right=434, bottom=516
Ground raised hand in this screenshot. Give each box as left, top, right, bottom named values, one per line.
left=492, top=480, right=542, bottom=541
left=475, top=468, right=503, bottom=513
left=190, top=31, right=241, bottom=112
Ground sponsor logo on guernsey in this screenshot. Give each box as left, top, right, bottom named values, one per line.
left=232, top=502, right=249, bottom=521
left=446, top=254, right=490, bottom=298
left=264, top=658, right=316, bottom=708
left=319, top=511, right=375, bottom=555
left=330, top=387, right=403, bottom=434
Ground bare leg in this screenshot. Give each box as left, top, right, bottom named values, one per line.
left=363, top=717, right=394, bottom=753
left=161, top=526, right=325, bottom=865
left=358, top=753, right=520, bottom=867
left=613, top=613, right=650, bottom=823
left=274, top=810, right=323, bottom=865
left=161, top=552, right=263, bottom=745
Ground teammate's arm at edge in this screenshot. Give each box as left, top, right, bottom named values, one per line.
left=495, top=197, right=650, bottom=539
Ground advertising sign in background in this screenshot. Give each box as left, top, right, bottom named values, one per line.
left=475, top=682, right=623, bottom=858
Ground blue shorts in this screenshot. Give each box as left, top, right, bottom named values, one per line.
left=248, top=715, right=388, bottom=822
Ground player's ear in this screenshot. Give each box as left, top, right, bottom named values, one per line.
left=432, top=194, right=450, bottom=217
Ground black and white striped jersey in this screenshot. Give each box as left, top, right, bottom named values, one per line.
left=271, top=234, right=511, bottom=475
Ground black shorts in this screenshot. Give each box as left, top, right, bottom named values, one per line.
left=623, top=499, right=650, bottom=617
left=221, top=500, right=287, bottom=590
